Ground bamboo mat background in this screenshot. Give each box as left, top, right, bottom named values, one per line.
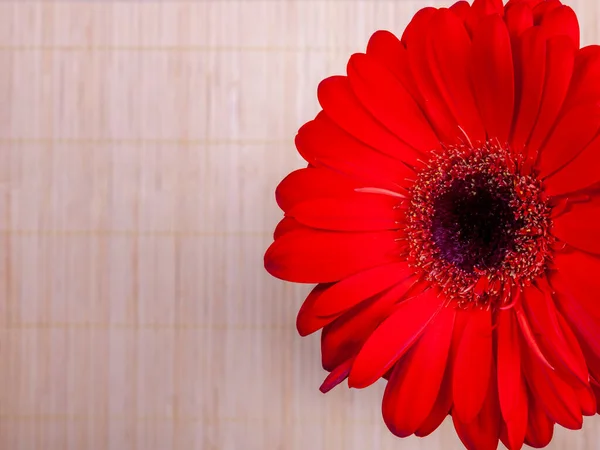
left=1, top=1, right=600, bottom=449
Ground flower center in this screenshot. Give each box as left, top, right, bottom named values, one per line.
left=431, top=173, right=519, bottom=273
left=405, top=142, right=553, bottom=309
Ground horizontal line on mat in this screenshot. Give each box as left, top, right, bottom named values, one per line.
left=0, top=230, right=271, bottom=237
left=0, top=414, right=382, bottom=425
left=0, top=45, right=356, bottom=53
left=1, top=323, right=294, bottom=331
left=0, top=138, right=289, bottom=146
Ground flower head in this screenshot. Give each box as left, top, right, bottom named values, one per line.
left=264, top=0, right=600, bottom=448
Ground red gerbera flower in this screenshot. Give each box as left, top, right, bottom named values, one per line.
left=264, top=0, right=600, bottom=448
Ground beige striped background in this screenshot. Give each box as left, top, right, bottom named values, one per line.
left=1, top=1, right=599, bottom=449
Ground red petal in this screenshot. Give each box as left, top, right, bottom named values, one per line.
left=544, top=134, right=600, bottom=196
left=319, top=357, right=354, bottom=393
left=541, top=5, right=580, bottom=49
left=317, top=76, right=419, bottom=163
left=402, top=7, right=437, bottom=43
left=427, top=9, right=486, bottom=144
left=532, top=0, right=562, bottom=23
left=453, top=307, right=493, bottom=423
left=470, top=14, right=515, bottom=143
left=296, top=113, right=414, bottom=191
left=524, top=396, right=554, bottom=448
left=574, top=383, right=597, bottom=417
left=467, top=0, right=505, bottom=34
left=273, top=217, right=303, bottom=240
left=453, top=362, right=501, bottom=450
left=592, top=381, right=600, bottom=414
left=510, top=27, right=546, bottom=153
left=414, top=365, right=454, bottom=437
left=555, top=311, right=596, bottom=415
left=403, top=8, right=462, bottom=144
left=471, top=0, right=504, bottom=17
left=416, top=310, right=470, bottom=437
left=554, top=287, right=600, bottom=383
left=515, top=301, right=554, bottom=371
left=563, top=45, right=600, bottom=110
left=347, top=53, right=440, bottom=154
left=310, top=262, right=411, bottom=317
left=450, top=1, right=471, bottom=22
left=536, top=102, right=600, bottom=178
left=521, top=334, right=582, bottom=430
left=551, top=249, right=600, bottom=315
left=288, top=194, right=401, bottom=232
left=500, top=378, right=528, bottom=450
left=264, top=229, right=399, bottom=283
left=505, top=0, right=544, bottom=10
left=504, top=2, right=534, bottom=40
left=382, top=306, right=455, bottom=437
left=526, top=36, right=575, bottom=165
left=522, top=283, right=589, bottom=385
left=550, top=251, right=600, bottom=337
left=552, top=199, right=600, bottom=253
left=551, top=251, right=600, bottom=380
left=366, top=31, right=419, bottom=100
left=554, top=289, right=594, bottom=377
left=497, top=310, right=522, bottom=422
left=275, top=167, right=357, bottom=212
left=348, top=288, right=444, bottom=388
left=320, top=276, right=419, bottom=371
left=296, top=284, right=336, bottom=337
